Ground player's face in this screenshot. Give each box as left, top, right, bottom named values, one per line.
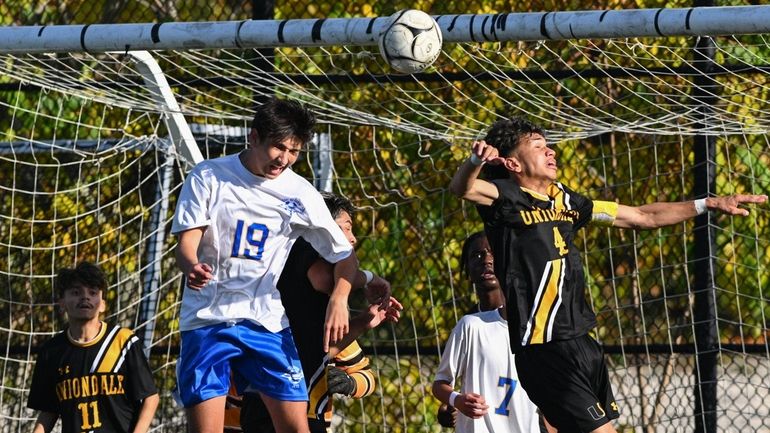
left=510, top=133, right=557, bottom=182
left=467, top=236, right=500, bottom=291
left=59, top=283, right=105, bottom=322
left=246, top=130, right=303, bottom=179
left=334, top=210, right=356, bottom=247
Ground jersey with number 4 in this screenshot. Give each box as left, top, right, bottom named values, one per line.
left=171, top=153, right=353, bottom=332
left=477, top=181, right=604, bottom=350
left=435, top=310, right=539, bottom=433
left=27, top=323, right=157, bottom=433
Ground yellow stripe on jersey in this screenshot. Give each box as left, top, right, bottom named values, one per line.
left=95, top=328, right=135, bottom=373
left=529, top=259, right=564, bottom=345
left=592, top=200, right=618, bottom=226
left=546, top=184, right=567, bottom=210
left=334, top=341, right=363, bottom=366
left=306, top=365, right=329, bottom=420
left=349, top=369, right=376, bottom=398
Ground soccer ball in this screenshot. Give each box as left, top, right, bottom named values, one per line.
left=378, top=9, right=443, bottom=74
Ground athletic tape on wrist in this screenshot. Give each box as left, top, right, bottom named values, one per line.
left=448, top=391, right=460, bottom=408
left=469, top=154, right=483, bottom=166
left=694, top=198, right=708, bottom=215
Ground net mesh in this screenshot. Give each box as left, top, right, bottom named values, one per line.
left=0, top=33, right=768, bottom=433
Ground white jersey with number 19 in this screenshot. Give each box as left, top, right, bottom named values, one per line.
left=435, top=309, right=540, bottom=433
left=171, top=153, right=353, bottom=332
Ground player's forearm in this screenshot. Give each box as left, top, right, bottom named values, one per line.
left=349, top=369, right=376, bottom=398
left=637, top=200, right=700, bottom=228
left=175, top=229, right=203, bottom=275
left=331, top=252, right=358, bottom=301
left=131, top=393, right=159, bottom=433
left=431, top=380, right=455, bottom=405
left=33, top=411, right=58, bottom=433
left=449, top=158, right=484, bottom=198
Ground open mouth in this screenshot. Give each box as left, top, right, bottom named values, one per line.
left=266, top=164, right=285, bottom=176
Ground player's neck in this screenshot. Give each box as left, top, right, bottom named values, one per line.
left=516, top=176, right=552, bottom=196
left=478, top=288, right=505, bottom=311
left=67, top=319, right=104, bottom=344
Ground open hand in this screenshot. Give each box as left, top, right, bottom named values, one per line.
left=708, top=194, right=768, bottom=216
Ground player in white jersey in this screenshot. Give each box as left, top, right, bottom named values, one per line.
left=172, top=98, right=368, bottom=433
left=433, top=233, right=541, bottom=433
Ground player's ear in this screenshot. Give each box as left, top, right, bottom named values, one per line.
left=503, top=156, right=520, bottom=173
left=248, top=129, right=261, bottom=148
left=98, top=298, right=106, bottom=314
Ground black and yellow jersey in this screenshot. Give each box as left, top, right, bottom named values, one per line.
left=277, top=238, right=377, bottom=427
left=27, top=322, right=157, bottom=433
left=477, top=180, right=617, bottom=351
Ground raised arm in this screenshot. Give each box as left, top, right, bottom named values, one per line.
left=614, top=194, right=768, bottom=230
left=449, top=141, right=502, bottom=206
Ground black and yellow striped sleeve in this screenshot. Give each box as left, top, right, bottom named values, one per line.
left=334, top=340, right=376, bottom=399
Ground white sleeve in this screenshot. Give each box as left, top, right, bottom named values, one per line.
left=171, top=164, right=211, bottom=234
left=434, top=320, right=468, bottom=386
left=293, top=190, right=353, bottom=264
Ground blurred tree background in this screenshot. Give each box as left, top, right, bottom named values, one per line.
left=1, top=1, right=768, bottom=432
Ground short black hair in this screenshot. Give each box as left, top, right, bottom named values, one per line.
left=483, top=116, right=545, bottom=157
left=251, top=97, right=316, bottom=146
left=482, top=116, right=545, bottom=180
left=55, top=262, right=108, bottom=297
left=460, top=231, right=487, bottom=276
left=320, top=192, right=355, bottom=219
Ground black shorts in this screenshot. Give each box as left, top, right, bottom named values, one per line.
left=515, top=334, right=620, bottom=433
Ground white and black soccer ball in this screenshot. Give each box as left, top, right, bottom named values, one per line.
left=378, top=9, right=443, bottom=74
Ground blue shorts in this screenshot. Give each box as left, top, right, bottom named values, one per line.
left=176, top=320, right=307, bottom=407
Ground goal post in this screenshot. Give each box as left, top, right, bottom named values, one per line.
left=1, top=7, right=769, bottom=433
left=3, top=5, right=770, bottom=53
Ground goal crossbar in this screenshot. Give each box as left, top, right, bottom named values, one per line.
left=3, top=5, right=770, bottom=54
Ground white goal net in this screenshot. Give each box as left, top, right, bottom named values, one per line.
left=1, top=15, right=769, bottom=433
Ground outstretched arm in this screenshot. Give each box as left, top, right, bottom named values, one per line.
left=431, top=380, right=488, bottom=419
left=614, top=194, right=768, bottom=230
left=449, top=141, right=502, bottom=206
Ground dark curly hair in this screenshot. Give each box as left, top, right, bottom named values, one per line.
left=321, top=191, right=355, bottom=219
left=482, top=116, right=545, bottom=180
left=251, top=97, right=316, bottom=146
left=56, top=262, right=108, bottom=297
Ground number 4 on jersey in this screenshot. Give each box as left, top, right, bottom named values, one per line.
left=231, top=220, right=269, bottom=260
left=552, top=226, right=568, bottom=256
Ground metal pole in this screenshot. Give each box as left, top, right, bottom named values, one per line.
left=691, top=2, right=718, bottom=433
left=251, top=0, right=275, bottom=106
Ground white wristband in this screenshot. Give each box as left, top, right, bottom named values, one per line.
left=694, top=198, right=708, bottom=215
left=362, top=270, right=374, bottom=285
left=448, top=391, right=460, bottom=408
left=469, top=154, right=484, bottom=166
